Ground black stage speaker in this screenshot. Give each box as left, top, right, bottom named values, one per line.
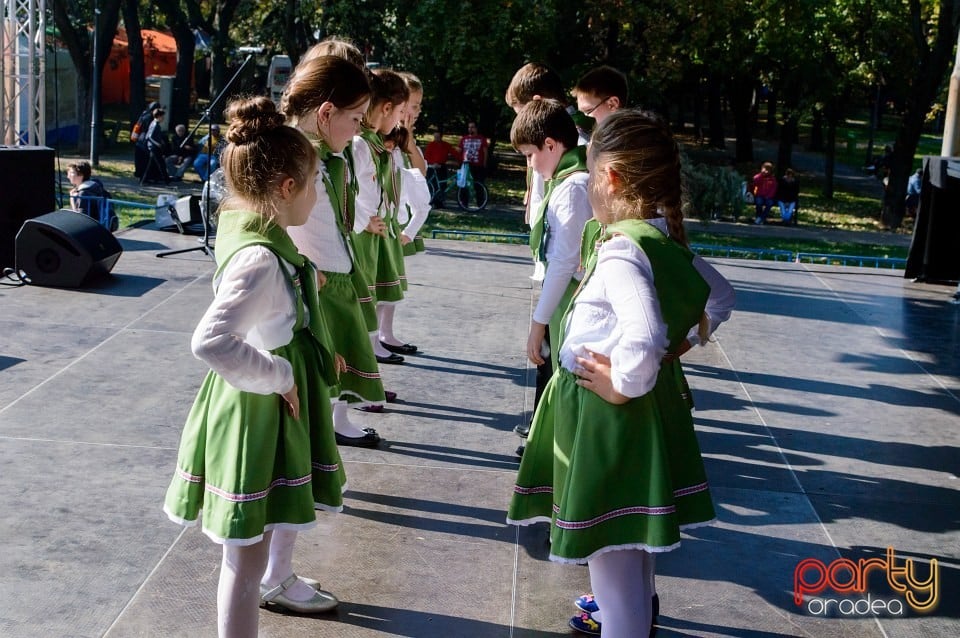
left=15, top=210, right=122, bottom=287
left=905, top=156, right=960, bottom=282
left=0, top=146, right=56, bottom=269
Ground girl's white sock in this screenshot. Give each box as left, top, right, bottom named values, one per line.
left=260, top=529, right=315, bottom=603
left=332, top=400, right=367, bottom=438
left=370, top=331, right=392, bottom=358
left=377, top=303, right=403, bottom=346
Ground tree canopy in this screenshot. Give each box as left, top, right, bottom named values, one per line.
left=54, top=0, right=960, bottom=227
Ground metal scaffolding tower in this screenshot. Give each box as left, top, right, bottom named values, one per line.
left=0, top=0, right=45, bottom=146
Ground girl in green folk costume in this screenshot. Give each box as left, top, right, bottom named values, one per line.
left=352, top=69, right=415, bottom=364
left=396, top=71, right=430, bottom=258
left=281, top=55, right=390, bottom=447
left=508, top=109, right=732, bottom=638
left=163, top=97, right=345, bottom=637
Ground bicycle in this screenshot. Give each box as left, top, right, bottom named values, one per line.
left=426, top=162, right=489, bottom=212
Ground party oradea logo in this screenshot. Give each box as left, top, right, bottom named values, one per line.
left=794, top=547, right=939, bottom=617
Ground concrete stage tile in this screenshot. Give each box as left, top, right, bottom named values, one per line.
left=109, top=461, right=580, bottom=637
left=654, top=486, right=888, bottom=638
left=0, top=438, right=181, bottom=638
left=0, top=328, right=206, bottom=447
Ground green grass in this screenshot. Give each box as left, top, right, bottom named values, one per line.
left=687, top=231, right=907, bottom=260
left=62, top=117, right=910, bottom=262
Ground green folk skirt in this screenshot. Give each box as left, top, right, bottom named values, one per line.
left=352, top=219, right=407, bottom=303
left=402, top=235, right=426, bottom=257
left=507, top=365, right=715, bottom=563
left=320, top=271, right=386, bottom=405
left=163, top=329, right=346, bottom=545
left=351, top=267, right=378, bottom=333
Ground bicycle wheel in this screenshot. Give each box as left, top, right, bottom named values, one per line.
left=457, top=182, right=489, bottom=212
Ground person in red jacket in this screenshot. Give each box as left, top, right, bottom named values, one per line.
left=750, top=161, right=778, bottom=225
left=424, top=126, right=459, bottom=205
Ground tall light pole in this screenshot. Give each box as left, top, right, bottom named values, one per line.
left=89, top=0, right=101, bottom=165
left=940, top=31, right=960, bottom=156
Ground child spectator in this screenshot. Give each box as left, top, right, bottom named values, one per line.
left=67, top=161, right=116, bottom=230
left=776, top=168, right=800, bottom=225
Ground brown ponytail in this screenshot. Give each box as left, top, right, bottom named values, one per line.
left=588, top=109, right=688, bottom=246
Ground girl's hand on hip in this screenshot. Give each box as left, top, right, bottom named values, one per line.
left=526, top=321, right=547, bottom=365
left=281, top=384, right=300, bottom=420
left=575, top=350, right=629, bottom=405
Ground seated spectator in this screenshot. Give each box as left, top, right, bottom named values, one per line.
left=166, top=124, right=198, bottom=180
left=194, top=124, right=225, bottom=182
left=776, top=168, right=800, bottom=225
left=750, top=161, right=777, bottom=224
left=67, top=161, right=117, bottom=231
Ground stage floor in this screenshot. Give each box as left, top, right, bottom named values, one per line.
left=1, top=225, right=957, bottom=637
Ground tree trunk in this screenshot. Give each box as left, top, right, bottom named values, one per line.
left=881, top=0, right=960, bottom=230
left=823, top=103, right=838, bottom=200
left=776, top=113, right=797, bottom=173
left=693, top=78, right=704, bottom=141
left=209, top=40, right=232, bottom=123
left=52, top=1, right=121, bottom=154
left=168, top=24, right=196, bottom=129
left=707, top=73, right=725, bottom=148
left=765, top=89, right=777, bottom=137
left=809, top=107, right=824, bottom=152
left=729, top=76, right=754, bottom=163
left=123, top=0, right=145, bottom=125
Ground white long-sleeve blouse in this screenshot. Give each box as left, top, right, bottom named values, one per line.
left=191, top=246, right=298, bottom=396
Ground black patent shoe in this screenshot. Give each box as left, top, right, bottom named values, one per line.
left=335, top=428, right=382, bottom=448
left=381, top=341, right=418, bottom=355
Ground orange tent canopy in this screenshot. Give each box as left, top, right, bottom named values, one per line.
left=102, top=28, right=179, bottom=104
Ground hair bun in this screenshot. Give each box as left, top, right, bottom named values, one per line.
left=224, top=96, right=286, bottom=145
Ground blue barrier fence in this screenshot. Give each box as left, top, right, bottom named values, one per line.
left=429, top=229, right=907, bottom=269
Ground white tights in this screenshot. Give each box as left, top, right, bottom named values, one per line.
left=218, top=532, right=271, bottom=638
left=587, top=549, right=653, bottom=638
left=377, top=303, right=402, bottom=346
left=332, top=400, right=366, bottom=438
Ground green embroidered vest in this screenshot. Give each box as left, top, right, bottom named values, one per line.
left=573, top=218, right=709, bottom=352
left=214, top=210, right=338, bottom=386
left=529, top=145, right=588, bottom=263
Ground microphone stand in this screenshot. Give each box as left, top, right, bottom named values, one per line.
left=157, top=53, right=255, bottom=259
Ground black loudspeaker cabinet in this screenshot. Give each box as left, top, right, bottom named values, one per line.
left=905, top=156, right=960, bottom=282
left=0, top=146, right=56, bottom=268
left=15, top=210, right=123, bottom=287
